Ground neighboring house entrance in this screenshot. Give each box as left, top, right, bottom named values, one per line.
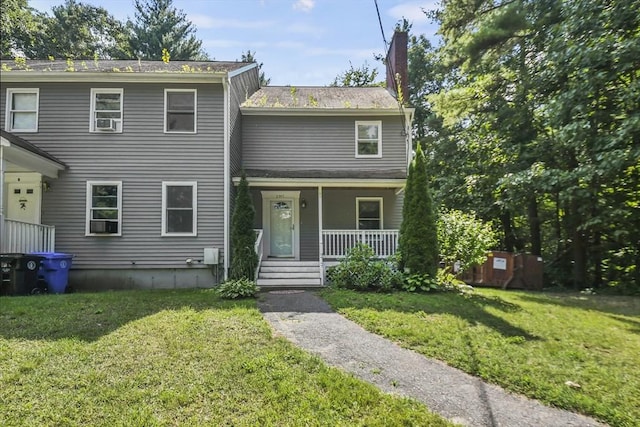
left=7, top=181, right=41, bottom=224
left=261, top=191, right=300, bottom=259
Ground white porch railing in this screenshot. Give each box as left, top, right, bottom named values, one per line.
left=254, top=229, right=264, bottom=281
left=1, top=217, right=56, bottom=253
left=322, top=229, right=399, bottom=258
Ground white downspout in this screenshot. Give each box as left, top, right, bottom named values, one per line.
left=0, top=144, right=5, bottom=252
left=318, top=185, right=323, bottom=285
left=222, top=78, right=230, bottom=281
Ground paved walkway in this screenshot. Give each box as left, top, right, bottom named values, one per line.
left=258, top=290, right=605, bottom=427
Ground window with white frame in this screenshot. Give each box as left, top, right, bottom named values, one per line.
left=90, top=88, right=123, bottom=132
left=86, top=181, right=122, bottom=236
left=5, top=88, right=39, bottom=132
left=355, top=121, right=382, bottom=158
left=162, top=181, right=197, bottom=236
left=356, top=197, right=383, bottom=230
left=165, top=89, right=196, bottom=133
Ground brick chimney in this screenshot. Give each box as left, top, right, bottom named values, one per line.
left=385, top=30, right=408, bottom=104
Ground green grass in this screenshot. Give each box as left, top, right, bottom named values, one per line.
left=320, top=288, right=640, bottom=427
left=0, top=289, right=451, bottom=427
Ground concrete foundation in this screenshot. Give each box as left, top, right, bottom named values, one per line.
left=68, top=267, right=222, bottom=291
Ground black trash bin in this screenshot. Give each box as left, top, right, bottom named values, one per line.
left=0, top=253, right=44, bottom=296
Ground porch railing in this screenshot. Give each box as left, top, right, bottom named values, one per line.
left=254, top=229, right=264, bottom=281
left=322, top=229, right=399, bottom=258
left=1, top=217, right=56, bottom=253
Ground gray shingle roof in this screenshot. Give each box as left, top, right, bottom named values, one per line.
left=242, top=86, right=401, bottom=110
left=1, top=130, right=66, bottom=167
left=240, top=169, right=406, bottom=180
left=0, top=59, right=252, bottom=74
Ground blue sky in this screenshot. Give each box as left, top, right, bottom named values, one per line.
left=28, top=0, right=440, bottom=86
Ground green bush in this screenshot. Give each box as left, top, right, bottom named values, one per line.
left=401, top=270, right=474, bottom=294
left=327, top=243, right=402, bottom=292
left=437, top=209, right=497, bottom=273
left=216, top=278, right=259, bottom=299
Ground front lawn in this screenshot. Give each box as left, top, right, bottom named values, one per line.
left=0, top=290, right=450, bottom=426
left=321, top=288, right=640, bottom=427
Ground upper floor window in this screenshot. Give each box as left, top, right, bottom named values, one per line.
left=165, top=89, right=196, bottom=133
left=5, top=88, right=39, bottom=132
left=355, top=121, right=382, bottom=158
left=90, top=88, right=123, bottom=132
left=162, top=181, right=197, bottom=236
left=86, top=181, right=122, bottom=236
left=356, top=197, right=383, bottom=230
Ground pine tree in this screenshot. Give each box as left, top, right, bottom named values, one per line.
left=399, top=143, right=439, bottom=278
left=129, top=0, right=207, bottom=60
left=229, top=172, right=258, bottom=280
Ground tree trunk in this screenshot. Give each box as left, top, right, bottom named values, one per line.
left=500, top=210, right=516, bottom=252
left=528, top=195, right=542, bottom=256
left=592, top=232, right=603, bottom=288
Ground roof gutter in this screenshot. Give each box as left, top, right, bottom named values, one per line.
left=0, top=71, right=227, bottom=84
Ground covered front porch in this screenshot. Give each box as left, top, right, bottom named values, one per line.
left=1, top=130, right=66, bottom=253
left=238, top=173, right=405, bottom=286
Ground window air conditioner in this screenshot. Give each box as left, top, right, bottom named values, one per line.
left=90, top=220, right=119, bottom=234
left=95, top=118, right=117, bottom=131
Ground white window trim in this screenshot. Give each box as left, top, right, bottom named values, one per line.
left=355, top=120, right=382, bottom=158
left=356, top=197, right=384, bottom=230
left=90, top=88, right=124, bottom=133
left=5, top=88, right=39, bottom=132
left=162, top=181, right=198, bottom=236
left=164, top=89, right=197, bottom=134
left=85, top=181, right=123, bottom=237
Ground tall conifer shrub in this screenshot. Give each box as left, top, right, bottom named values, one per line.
left=399, top=144, right=439, bottom=278
left=229, top=173, right=258, bottom=280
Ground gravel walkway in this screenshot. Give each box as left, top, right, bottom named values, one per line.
left=258, top=290, right=605, bottom=427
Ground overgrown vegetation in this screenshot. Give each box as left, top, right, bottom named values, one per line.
left=216, top=277, right=259, bottom=299
left=0, top=290, right=451, bottom=426
left=321, top=288, right=640, bottom=427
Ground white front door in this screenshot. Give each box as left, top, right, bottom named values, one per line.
left=269, top=199, right=294, bottom=257
left=261, top=190, right=300, bottom=259
left=7, top=182, right=41, bottom=224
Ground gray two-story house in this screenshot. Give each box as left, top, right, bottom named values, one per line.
left=0, top=31, right=411, bottom=290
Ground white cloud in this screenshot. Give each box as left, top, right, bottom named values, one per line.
left=189, top=14, right=274, bottom=30
left=387, top=2, right=438, bottom=23
left=293, top=0, right=315, bottom=12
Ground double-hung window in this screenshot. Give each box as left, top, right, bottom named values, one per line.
left=356, top=197, right=383, bottom=230
left=91, top=88, right=123, bottom=132
left=355, top=121, right=382, bottom=158
left=86, top=181, right=122, bottom=236
left=5, top=88, right=39, bottom=132
left=165, top=89, right=196, bottom=133
left=162, top=181, right=197, bottom=236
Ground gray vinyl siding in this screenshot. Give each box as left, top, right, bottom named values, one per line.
left=229, top=67, right=260, bottom=176
left=1, top=81, right=225, bottom=269
left=323, top=188, right=403, bottom=230
left=242, top=115, right=407, bottom=172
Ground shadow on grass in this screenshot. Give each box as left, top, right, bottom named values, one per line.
left=516, top=293, right=640, bottom=317
left=0, top=289, right=255, bottom=342
left=320, top=289, right=540, bottom=342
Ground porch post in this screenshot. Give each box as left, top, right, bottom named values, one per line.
left=318, top=185, right=324, bottom=285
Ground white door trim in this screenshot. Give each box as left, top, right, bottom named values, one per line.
left=261, top=190, right=300, bottom=260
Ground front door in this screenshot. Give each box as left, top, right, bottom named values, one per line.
left=7, top=182, right=41, bottom=224
left=269, top=199, right=294, bottom=257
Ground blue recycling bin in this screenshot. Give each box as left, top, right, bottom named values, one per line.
left=30, top=252, right=73, bottom=294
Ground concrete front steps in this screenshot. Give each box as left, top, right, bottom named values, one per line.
left=257, top=260, right=322, bottom=288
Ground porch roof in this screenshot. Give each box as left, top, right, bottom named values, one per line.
left=1, top=130, right=67, bottom=178
left=234, top=169, right=406, bottom=188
